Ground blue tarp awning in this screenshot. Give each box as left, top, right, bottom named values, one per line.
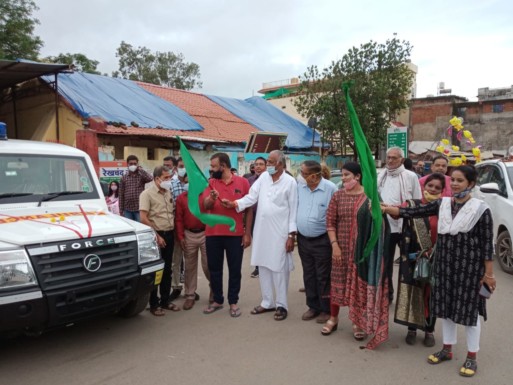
left=206, top=95, right=322, bottom=149
left=42, top=72, right=203, bottom=131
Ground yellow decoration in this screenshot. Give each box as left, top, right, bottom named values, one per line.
left=463, top=130, right=472, bottom=139
left=450, top=158, right=463, bottom=166
left=452, top=145, right=460, bottom=151
left=441, top=139, right=450, bottom=145
left=436, top=145, right=445, bottom=153
left=470, top=138, right=476, bottom=144
left=472, top=148, right=481, bottom=156
left=450, top=116, right=464, bottom=130
left=461, top=155, right=467, bottom=162
left=50, top=218, right=56, bottom=223
left=59, top=215, right=65, bottom=221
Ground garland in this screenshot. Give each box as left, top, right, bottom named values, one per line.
left=435, top=116, right=482, bottom=164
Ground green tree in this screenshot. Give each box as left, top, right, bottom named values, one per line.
left=113, top=41, right=202, bottom=90
left=0, top=0, right=43, bottom=60
left=293, top=36, right=414, bottom=158
left=43, top=53, right=101, bottom=74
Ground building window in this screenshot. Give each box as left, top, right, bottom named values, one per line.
left=492, top=104, right=504, bottom=113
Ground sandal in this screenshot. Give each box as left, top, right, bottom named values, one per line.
left=459, top=358, right=477, bottom=377
left=321, top=319, right=338, bottom=336
left=203, top=304, right=224, bottom=314
left=427, top=348, right=453, bottom=365
left=251, top=305, right=276, bottom=315
left=163, top=302, right=181, bottom=311
left=274, top=306, right=288, bottom=321
left=352, top=324, right=366, bottom=341
left=149, top=307, right=165, bottom=317
left=230, top=307, right=241, bottom=318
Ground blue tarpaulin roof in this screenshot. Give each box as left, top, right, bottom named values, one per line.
left=41, top=72, right=203, bottom=131
left=206, top=95, right=321, bottom=149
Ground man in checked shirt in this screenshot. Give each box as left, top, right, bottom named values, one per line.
left=119, top=155, right=153, bottom=222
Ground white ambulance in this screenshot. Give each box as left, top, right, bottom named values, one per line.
left=0, top=132, right=163, bottom=336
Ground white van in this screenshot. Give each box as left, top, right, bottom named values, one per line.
left=0, top=137, right=163, bottom=336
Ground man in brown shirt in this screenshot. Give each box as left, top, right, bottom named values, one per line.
left=120, top=154, right=153, bottom=221
left=139, top=165, right=180, bottom=316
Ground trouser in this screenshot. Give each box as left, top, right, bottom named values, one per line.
left=206, top=236, right=243, bottom=305
left=297, top=233, right=332, bottom=314
left=387, top=233, right=401, bottom=298
left=171, top=238, right=183, bottom=290
left=124, top=210, right=140, bottom=222
left=442, top=318, right=481, bottom=352
left=183, top=230, right=210, bottom=298
left=259, top=264, right=291, bottom=310
left=331, top=303, right=340, bottom=317
left=149, top=230, right=174, bottom=308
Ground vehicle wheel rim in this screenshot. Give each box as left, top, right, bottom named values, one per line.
left=499, top=235, right=513, bottom=269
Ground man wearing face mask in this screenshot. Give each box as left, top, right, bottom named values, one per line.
left=169, top=157, right=188, bottom=301
left=201, top=153, right=253, bottom=318
left=119, top=155, right=153, bottom=222
left=378, top=147, right=421, bottom=302
left=175, top=173, right=211, bottom=310
left=222, top=150, right=298, bottom=321
left=296, top=160, right=337, bottom=324
left=139, top=166, right=180, bottom=315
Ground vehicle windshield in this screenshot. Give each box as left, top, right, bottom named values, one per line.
left=0, top=154, right=99, bottom=204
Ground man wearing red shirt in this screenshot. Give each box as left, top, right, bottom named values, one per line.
left=201, top=153, right=252, bottom=317
left=175, top=174, right=211, bottom=310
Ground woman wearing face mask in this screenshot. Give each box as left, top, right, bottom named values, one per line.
left=106, top=181, right=120, bottom=215
left=394, top=173, right=445, bottom=348
left=323, top=162, right=390, bottom=350
left=382, top=165, right=496, bottom=378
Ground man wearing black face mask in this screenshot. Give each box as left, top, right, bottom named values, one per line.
left=201, top=153, right=253, bottom=318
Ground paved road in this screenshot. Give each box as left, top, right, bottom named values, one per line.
left=1, top=248, right=511, bottom=385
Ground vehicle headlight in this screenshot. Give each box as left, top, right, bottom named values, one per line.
left=136, top=231, right=161, bottom=265
left=0, top=249, right=38, bottom=289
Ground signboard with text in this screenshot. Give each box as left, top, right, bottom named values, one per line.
left=99, top=161, right=127, bottom=184
left=387, top=126, right=408, bottom=156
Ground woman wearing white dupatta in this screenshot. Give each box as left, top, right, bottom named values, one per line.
left=382, top=165, right=496, bottom=378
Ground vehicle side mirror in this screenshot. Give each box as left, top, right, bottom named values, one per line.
left=479, top=182, right=500, bottom=194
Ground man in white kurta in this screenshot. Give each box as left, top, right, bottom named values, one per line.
left=223, top=150, right=298, bottom=320
left=378, top=146, right=422, bottom=301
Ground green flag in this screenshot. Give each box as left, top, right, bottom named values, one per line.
left=177, top=137, right=236, bottom=231
left=342, top=82, right=381, bottom=261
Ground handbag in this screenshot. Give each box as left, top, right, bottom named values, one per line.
left=413, top=249, right=432, bottom=283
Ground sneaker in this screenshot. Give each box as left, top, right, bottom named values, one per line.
left=250, top=267, right=259, bottom=278
left=405, top=330, right=417, bottom=345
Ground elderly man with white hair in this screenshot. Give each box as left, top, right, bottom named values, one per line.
left=378, top=147, right=421, bottom=302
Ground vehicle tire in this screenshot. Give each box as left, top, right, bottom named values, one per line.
left=496, top=230, right=513, bottom=275
left=118, top=292, right=150, bottom=318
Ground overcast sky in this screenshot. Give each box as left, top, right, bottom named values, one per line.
left=34, top=0, right=512, bottom=100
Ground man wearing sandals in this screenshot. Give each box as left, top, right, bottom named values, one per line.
left=201, top=153, right=252, bottom=318
left=296, top=161, right=337, bottom=324
left=140, top=165, right=181, bottom=316
left=223, top=150, right=298, bottom=321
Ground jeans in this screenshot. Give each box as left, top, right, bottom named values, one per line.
left=149, top=230, right=174, bottom=309
left=206, top=236, right=243, bottom=305
left=124, top=210, right=140, bottom=222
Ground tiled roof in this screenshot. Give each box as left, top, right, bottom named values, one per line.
left=104, top=125, right=228, bottom=143
left=137, top=82, right=258, bottom=143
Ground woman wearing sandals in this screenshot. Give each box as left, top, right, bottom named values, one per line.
left=382, top=165, right=496, bottom=377
left=394, top=173, right=446, bottom=347
left=322, top=162, right=390, bottom=350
